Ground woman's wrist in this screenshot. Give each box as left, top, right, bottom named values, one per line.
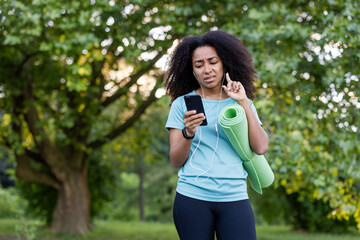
left=182, top=127, right=195, bottom=139
left=237, top=98, right=250, bottom=108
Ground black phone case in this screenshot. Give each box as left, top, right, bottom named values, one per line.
left=184, top=95, right=207, bottom=126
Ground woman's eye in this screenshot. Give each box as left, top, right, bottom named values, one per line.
left=195, top=65, right=202, bottom=68
left=210, top=62, right=217, bottom=65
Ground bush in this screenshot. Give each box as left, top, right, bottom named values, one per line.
left=101, top=172, right=140, bottom=221
left=249, top=185, right=292, bottom=225
left=17, top=180, right=57, bottom=224
left=0, top=187, right=27, bottom=218
left=250, top=186, right=357, bottom=233
left=286, top=192, right=357, bottom=233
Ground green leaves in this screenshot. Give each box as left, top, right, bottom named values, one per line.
left=0, top=0, right=359, bottom=230
left=216, top=0, right=360, bottom=229
left=3, top=35, right=22, bottom=45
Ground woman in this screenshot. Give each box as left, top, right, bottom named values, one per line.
left=164, top=30, right=268, bottom=240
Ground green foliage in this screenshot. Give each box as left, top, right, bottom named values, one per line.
left=286, top=193, right=357, bottom=233
left=0, top=0, right=218, bottom=230
left=15, top=217, right=39, bottom=240
left=249, top=186, right=292, bottom=225
left=99, top=165, right=177, bottom=222
left=87, top=150, right=118, bottom=221
left=251, top=186, right=357, bottom=233
left=18, top=181, right=58, bottom=224
left=0, top=0, right=219, bottom=227
left=145, top=162, right=177, bottom=222
left=1, top=0, right=359, bottom=233
left=99, top=101, right=175, bottom=222
left=216, top=0, right=360, bottom=230
left=0, top=187, right=27, bottom=218
left=101, top=172, right=140, bottom=221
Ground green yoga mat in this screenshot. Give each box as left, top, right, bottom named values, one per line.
left=218, top=104, right=274, bottom=194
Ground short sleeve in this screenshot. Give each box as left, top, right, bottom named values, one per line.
left=165, top=96, right=186, bottom=130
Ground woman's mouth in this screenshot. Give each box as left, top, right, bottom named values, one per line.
left=204, top=76, right=216, bottom=82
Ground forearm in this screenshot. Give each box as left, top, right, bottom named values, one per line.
left=239, top=100, right=269, bottom=155
left=169, top=129, right=192, bottom=169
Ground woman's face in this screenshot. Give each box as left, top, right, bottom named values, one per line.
left=192, top=45, right=224, bottom=90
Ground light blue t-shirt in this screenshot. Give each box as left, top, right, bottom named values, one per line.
left=165, top=90, right=262, bottom=202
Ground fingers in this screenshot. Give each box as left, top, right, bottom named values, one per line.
left=184, top=111, right=205, bottom=127
left=232, top=81, right=242, bottom=93
left=225, top=73, right=233, bottom=91
left=224, top=72, right=243, bottom=93
left=183, top=110, right=205, bottom=134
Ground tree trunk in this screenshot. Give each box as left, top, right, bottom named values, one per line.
left=51, top=168, right=90, bottom=234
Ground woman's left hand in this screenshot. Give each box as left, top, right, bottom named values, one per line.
left=222, top=73, right=248, bottom=104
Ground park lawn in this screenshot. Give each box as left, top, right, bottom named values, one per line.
left=0, top=218, right=359, bottom=240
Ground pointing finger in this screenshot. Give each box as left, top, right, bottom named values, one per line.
left=226, top=73, right=232, bottom=91
left=226, top=72, right=232, bottom=83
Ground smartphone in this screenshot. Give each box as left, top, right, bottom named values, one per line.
left=184, top=95, right=207, bottom=126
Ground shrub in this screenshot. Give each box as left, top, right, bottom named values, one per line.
left=0, top=187, right=27, bottom=218
left=250, top=186, right=357, bottom=233
left=286, top=192, right=357, bottom=233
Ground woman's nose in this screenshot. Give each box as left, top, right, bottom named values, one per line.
left=204, top=63, right=211, bottom=73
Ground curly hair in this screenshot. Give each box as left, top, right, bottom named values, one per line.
left=164, top=30, right=257, bottom=103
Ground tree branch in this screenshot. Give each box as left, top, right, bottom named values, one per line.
left=88, top=84, right=160, bottom=149
left=100, top=52, right=164, bottom=109
left=23, top=75, right=70, bottom=181
left=59, top=60, right=107, bottom=167
left=7, top=94, right=61, bottom=189
left=25, top=148, right=46, bottom=164
left=15, top=154, right=61, bottom=190
left=2, top=125, right=59, bottom=188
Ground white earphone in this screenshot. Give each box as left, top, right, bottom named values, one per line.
left=189, top=72, right=226, bottom=182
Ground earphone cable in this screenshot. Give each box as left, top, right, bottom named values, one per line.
left=189, top=74, right=225, bottom=182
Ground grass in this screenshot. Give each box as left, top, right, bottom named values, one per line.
left=256, top=225, right=359, bottom=240
left=0, top=218, right=359, bottom=240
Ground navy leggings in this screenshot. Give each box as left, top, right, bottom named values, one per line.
left=173, top=192, right=256, bottom=240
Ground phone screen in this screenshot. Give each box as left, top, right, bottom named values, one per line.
left=184, top=95, right=207, bottom=126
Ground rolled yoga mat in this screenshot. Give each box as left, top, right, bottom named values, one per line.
left=218, top=104, right=274, bottom=194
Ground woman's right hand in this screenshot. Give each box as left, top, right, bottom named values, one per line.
left=183, top=110, right=206, bottom=136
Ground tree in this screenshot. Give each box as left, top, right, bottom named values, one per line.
left=217, top=0, right=360, bottom=230
left=0, top=0, right=221, bottom=234
left=1, top=0, right=359, bottom=234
